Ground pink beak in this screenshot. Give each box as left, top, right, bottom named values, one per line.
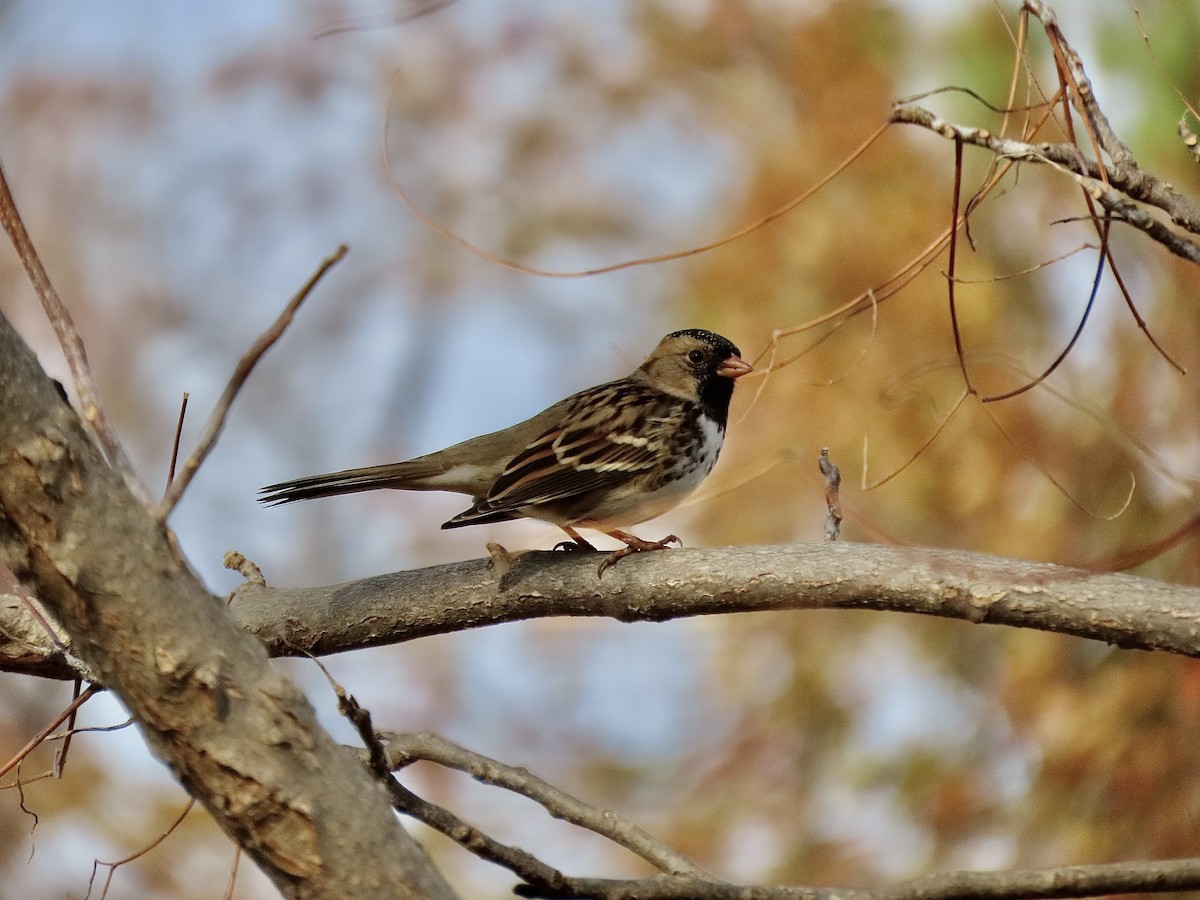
left=717, top=354, right=753, bottom=379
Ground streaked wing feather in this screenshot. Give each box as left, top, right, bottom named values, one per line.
left=479, top=382, right=679, bottom=514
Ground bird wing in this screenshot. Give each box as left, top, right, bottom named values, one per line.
left=479, top=382, right=679, bottom=514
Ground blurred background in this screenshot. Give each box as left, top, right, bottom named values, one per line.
left=3, top=1, right=1200, bottom=897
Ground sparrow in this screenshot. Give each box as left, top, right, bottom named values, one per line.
left=260, top=329, right=752, bottom=575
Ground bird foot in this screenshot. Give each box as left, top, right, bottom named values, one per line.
left=597, top=534, right=681, bottom=577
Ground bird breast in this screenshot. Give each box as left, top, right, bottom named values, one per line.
left=574, top=412, right=725, bottom=528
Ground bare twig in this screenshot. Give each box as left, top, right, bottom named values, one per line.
left=892, top=2, right=1200, bottom=261
left=1027, top=27, right=1187, bottom=376
left=1031, top=153, right=1200, bottom=266
left=0, top=160, right=144, bottom=495
left=384, top=79, right=891, bottom=279
left=164, top=392, right=189, bottom=491
left=314, top=0, right=456, bottom=39
left=46, top=718, right=134, bottom=740
left=388, top=776, right=569, bottom=893
left=383, top=731, right=711, bottom=878
left=818, top=449, right=842, bottom=540
left=861, top=390, right=969, bottom=490
left=1180, top=115, right=1200, bottom=164
left=946, top=135, right=973, bottom=392
left=156, top=244, right=348, bottom=520
left=53, top=677, right=84, bottom=777
left=980, top=214, right=1109, bottom=402
left=222, top=551, right=265, bottom=588
left=1103, top=233, right=1186, bottom=375
left=0, top=684, right=100, bottom=781
left=1024, top=0, right=1133, bottom=167
left=87, top=799, right=195, bottom=900
left=222, top=846, right=242, bottom=900
left=317, top=662, right=573, bottom=893
left=1088, top=514, right=1200, bottom=573
left=891, top=104, right=1200, bottom=265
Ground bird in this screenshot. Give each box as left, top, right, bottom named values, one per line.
left=260, top=328, right=753, bottom=575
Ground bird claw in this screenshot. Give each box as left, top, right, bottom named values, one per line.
left=596, top=534, right=682, bottom=577
left=553, top=538, right=596, bottom=553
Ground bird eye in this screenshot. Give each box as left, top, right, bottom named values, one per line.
left=687, top=349, right=705, bottom=365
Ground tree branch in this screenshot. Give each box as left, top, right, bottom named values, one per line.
left=10, top=532, right=1200, bottom=683
left=512, top=855, right=1200, bottom=899
left=0, top=159, right=145, bottom=496
left=0, top=308, right=457, bottom=899
left=326, top=677, right=576, bottom=896
left=383, top=731, right=711, bottom=878
left=890, top=105, right=1200, bottom=265
left=219, top=542, right=1200, bottom=665
left=156, top=244, right=348, bottom=520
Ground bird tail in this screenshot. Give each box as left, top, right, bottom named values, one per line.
left=259, top=460, right=455, bottom=506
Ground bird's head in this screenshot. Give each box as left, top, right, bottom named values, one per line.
left=638, top=329, right=752, bottom=423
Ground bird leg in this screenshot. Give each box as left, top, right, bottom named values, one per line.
left=554, top=525, right=597, bottom=553
left=596, top=528, right=682, bottom=577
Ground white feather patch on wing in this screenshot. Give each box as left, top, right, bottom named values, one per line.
left=608, top=434, right=652, bottom=446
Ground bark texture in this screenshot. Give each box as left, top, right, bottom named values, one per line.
left=0, top=310, right=456, bottom=900
left=220, top=544, right=1200, bottom=662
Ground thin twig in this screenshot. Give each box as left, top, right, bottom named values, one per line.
left=222, top=846, right=242, bottom=900
left=891, top=105, right=1200, bottom=265
left=977, top=399, right=1135, bottom=521
left=1088, top=514, right=1200, bottom=573
left=156, top=245, right=348, bottom=520
left=314, top=0, right=455, bottom=39
left=1105, top=240, right=1186, bottom=375
left=981, top=213, right=1109, bottom=402
left=946, top=136, right=973, bottom=393
left=0, top=159, right=144, bottom=495
left=384, top=81, right=891, bottom=279
left=1181, top=115, right=1200, bottom=164
left=312, top=660, right=574, bottom=893
left=0, top=684, right=100, bottom=781
left=386, top=775, right=569, bottom=893
left=88, top=798, right=195, bottom=900
left=53, top=677, right=83, bottom=777
left=861, top=390, right=969, bottom=490
left=165, top=392, right=190, bottom=492
left=818, top=449, right=842, bottom=541
left=1026, top=0, right=1133, bottom=168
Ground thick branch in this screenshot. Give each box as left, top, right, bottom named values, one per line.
left=224, top=542, right=1200, bottom=664
left=10, top=535, right=1200, bottom=683
left=0, top=310, right=456, bottom=900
